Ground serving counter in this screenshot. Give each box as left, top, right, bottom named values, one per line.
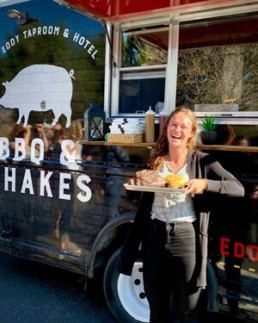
left=79, top=140, right=258, bottom=153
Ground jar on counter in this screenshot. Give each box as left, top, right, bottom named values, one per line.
left=159, top=110, right=170, bottom=137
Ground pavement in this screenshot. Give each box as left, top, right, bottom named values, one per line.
left=0, top=252, right=116, bottom=323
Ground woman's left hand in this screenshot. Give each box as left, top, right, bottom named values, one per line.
left=185, top=179, right=208, bottom=195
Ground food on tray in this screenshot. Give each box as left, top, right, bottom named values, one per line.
left=128, top=170, right=187, bottom=189
left=164, top=174, right=187, bottom=188
left=129, top=169, right=168, bottom=187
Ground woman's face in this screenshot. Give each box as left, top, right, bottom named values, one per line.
left=167, top=112, right=194, bottom=148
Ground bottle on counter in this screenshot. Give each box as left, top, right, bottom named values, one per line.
left=159, top=109, right=170, bottom=137
left=145, top=106, right=155, bottom=143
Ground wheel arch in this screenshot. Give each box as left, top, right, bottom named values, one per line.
left=87, top=211, right=136, bottom=278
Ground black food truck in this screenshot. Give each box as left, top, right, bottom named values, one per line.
left=0, top=0, right=257, bottom=322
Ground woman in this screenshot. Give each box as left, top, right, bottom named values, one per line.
left=117, top=107, right=245, bottom=323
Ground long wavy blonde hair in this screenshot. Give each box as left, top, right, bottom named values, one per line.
left=148, top=107, right=197, bottom=170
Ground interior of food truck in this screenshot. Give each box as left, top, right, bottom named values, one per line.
left=55, top=0, right=258, bottom=149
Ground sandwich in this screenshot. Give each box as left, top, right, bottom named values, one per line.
left=164, top=174, right=187, bottom=188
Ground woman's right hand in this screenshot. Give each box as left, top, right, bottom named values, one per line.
left=185, top=178, right=208, bottom=195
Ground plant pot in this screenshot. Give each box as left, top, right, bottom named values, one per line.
left=201, top=131, right=217, bottom=144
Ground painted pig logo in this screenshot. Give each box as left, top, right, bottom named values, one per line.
left=0, top=64, right=74, bottom=127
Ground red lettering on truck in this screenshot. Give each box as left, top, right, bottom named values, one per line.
left=220, top=237, right=258, bottom=261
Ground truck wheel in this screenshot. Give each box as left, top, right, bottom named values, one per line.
left=103, top=249, right=150, bottom=323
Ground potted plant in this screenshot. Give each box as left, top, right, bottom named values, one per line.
left=201, top=115, right=217, bottom=144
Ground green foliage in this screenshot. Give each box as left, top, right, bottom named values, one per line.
left=122, top=35, right=167, bottom=67
left=122, top=35, right=147, bottom=67
left=202, top=115, right=217, bottom=132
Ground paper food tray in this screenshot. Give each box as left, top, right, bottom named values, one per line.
left=123, top=184, right=186, bottom=193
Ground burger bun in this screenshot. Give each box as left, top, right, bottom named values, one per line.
left=164, top=174, right=187, bottom=188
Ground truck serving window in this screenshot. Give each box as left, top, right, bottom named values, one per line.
left=113, top=26, right=168, bottom=116
left=177, top=12, right=258, bottom=121
left=110, top=8, right=257, bottom=129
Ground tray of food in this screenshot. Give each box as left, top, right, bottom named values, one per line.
left=123, top=184, right=186, bottom=193
left=124, top=169, right=187, bottom=193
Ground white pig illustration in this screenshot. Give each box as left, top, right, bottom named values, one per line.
left=0, top=64, right=74, bottom=127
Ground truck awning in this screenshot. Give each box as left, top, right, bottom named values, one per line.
left=54, top=0, right=253, bottom=22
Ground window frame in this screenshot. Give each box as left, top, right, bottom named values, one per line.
left=111, top=25, right=169, bottom=117
left=105, top=1, right=258, bottom=124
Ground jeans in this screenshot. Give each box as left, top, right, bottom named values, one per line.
left=142, top=219, right=201, bottom=323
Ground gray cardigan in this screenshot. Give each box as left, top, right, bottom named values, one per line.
left=117, top=150, right=245, bottom=288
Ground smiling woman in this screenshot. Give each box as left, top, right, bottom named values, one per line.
left=166, top=111, right=195, bottom=153
left=149, top=107, right=197, bottom=170
left=117, top=106, right=244, bottom=323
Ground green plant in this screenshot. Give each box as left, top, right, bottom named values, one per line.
left=202, top=115, right=217, bottom=132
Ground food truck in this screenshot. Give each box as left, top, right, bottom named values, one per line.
left=0, top=0, right=257, bottom=322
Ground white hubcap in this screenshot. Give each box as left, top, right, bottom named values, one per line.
left=117, top=261, right=150, bottom=322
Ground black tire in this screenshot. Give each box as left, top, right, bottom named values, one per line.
left=103, top=248, right=150, bottom=323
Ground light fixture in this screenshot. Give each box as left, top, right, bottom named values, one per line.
left=5, top=9, right=38, bottom=25
left=6, top=9, right=22, bottom=19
